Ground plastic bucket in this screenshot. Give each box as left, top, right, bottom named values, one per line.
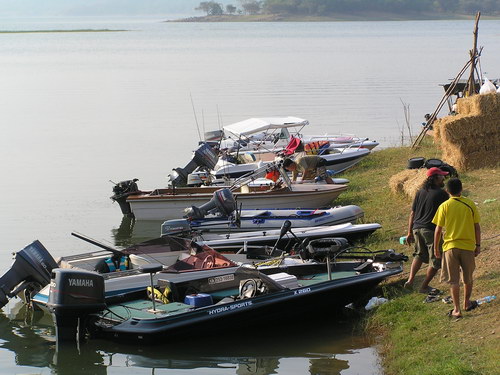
left=425, top=159, right=444, bottom=169
left=407, top=157, right=425, bottom=169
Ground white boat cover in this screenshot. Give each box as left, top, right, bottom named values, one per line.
left=223, top=117, right=309, bottom=137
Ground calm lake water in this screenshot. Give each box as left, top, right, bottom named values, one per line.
left=0, top=16, right=499, bottom=374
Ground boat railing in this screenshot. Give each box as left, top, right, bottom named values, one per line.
left=228, top=161, right=292, bottom=191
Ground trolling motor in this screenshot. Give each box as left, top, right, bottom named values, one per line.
left=168, top=143, right=219, bottom=186
left=110, top=178, right=140, bottom=216
left=161, top=188, right=237, bottom=237
left=299, top=237, right=350, bottom=261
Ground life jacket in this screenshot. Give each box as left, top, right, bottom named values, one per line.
left=104, top=256, right=129, bottom=272
left=283, top=136, right=303, bottom=155
left=304, top=141, right=330, bottom=155
left=265, top=170, right=280, bottom=182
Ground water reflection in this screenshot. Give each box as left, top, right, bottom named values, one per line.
left=1, top=300, right=380, bottom=375
left=111, top=216, right=162, bottom=248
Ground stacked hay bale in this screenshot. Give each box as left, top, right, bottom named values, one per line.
left=389, top=169, right=427, bottom=199
left=433, top=93, right=500, bottom=170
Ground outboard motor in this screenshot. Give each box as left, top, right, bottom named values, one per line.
left=300, top=238, right=350, bottom=260
left=184, top=188, right=236, bottom=220
left=169, top=143, right=219, bottom=186
left=47, top=268, right=105, bottom=342
left=161, top=219, right=192, bottom=237
left=110, top=178, right=140, bottom=216
left=0, top=240, right=58, bottom=308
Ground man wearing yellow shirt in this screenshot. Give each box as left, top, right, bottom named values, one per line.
left=432, top=178, right=481, bottom=319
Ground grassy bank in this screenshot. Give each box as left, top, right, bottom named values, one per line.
left=336, top=140, right=499, bottom=375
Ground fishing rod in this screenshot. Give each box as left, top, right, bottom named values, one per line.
left=190, top=93, right=202, bottom=142
left=71, top=232, right=125, bottom=257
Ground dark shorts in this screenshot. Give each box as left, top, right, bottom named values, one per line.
left=316, top=158, right=328, bottom=179
left=413, top=227, right=442, bottom=269
left=440, top=248, right=475, bottom=285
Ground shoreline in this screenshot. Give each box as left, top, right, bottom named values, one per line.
left=168, top=13, right=500, bottom=22
left=0, top=29, right=128, bottom=33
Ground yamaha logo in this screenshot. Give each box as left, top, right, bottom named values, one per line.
left=68, top=278, right=94, bottom=287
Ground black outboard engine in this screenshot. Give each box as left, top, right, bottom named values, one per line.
left=110, top=178, right=140, bottom=216
left=184, top=188, right=236, bottom=220
left=47, top=269, right=105, bottom=342
left=0, top=240, right=58, bottom=308
left=300, top=238, right=350, bottom=261
left=161, top=220, right=192, bottom=237
left=169, top=143, right=218, bottom=186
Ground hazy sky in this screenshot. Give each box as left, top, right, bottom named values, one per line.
left=0, top=0, right=234, bottom=17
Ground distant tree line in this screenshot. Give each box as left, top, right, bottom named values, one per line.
left=261, top=0, right=500, bottom=15
left=195, top=0, right=500, bottom=16
left=195, top=1, right=262, bottom=16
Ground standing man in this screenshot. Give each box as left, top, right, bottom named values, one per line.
left=404, top=167, right=449, bottom=293
left=282, top=155, right=334, bottom=184
left=433, top=178, right=481, bottom=319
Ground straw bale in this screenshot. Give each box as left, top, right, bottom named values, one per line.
left=433, top=93, right=500, bottom=171
left=456, top=92, right=500, bottom=116
left=389, top=169, right=427, bottom=199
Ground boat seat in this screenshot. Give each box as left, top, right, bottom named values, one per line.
left=129, top=254, right=152, bottom=268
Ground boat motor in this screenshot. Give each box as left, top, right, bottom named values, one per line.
left=110, top=178, right=140, bottom=216
left=0, top=240, right=58, bottom=308
left=184, top=188, right=236, bottom=220
left=47, top=268, right=105, bottom=342
left=169, top=143, right=219, bottom=186
left=161, top=219, right=193, bottom=237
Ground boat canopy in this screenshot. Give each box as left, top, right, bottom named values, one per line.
left=223, top=117, right=309, bottom=138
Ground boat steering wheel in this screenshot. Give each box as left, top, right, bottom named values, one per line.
left=201, top=255, right=215, bottom=269
left=240, top=279, right=258, bottom=299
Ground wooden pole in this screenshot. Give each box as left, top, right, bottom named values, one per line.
left=411, top=59, right=472, bottom=148
left=466, top=12, right=481, bottom=97
left=412, top=14, right=481, bottom=148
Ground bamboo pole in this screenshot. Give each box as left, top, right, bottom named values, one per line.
left=412, top=14, right=481, bottom=149
left=465, top=12, right=481, bottom=97
left=411, top=59, right=472, bottom=148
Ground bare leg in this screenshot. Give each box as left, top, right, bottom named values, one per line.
left=419, top=266, right=439, bottom=293
left=405, top=258, right=423, bottom=289
left=464, top=282, right=473, bottom=310
left=450, top=283, right=462, bottom=317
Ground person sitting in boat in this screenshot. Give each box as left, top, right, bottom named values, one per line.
left=95, top=253, right=130, bottom=273
left=283, top=156, right=334, bottom=184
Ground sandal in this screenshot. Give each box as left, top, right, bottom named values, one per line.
left=420, top=287, right=442, bottom=295
left=442, top=296, right=453, bottom=304
left=424, top=294, right=441, bottom=303
left=446, top=309, right=462, bottom=319
left=465, top=300, right=479, bottom=312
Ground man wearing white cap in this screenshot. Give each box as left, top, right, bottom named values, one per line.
left=404, top=167, right=449, bottom=293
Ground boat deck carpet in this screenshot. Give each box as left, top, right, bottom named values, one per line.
left=107, top=301, right=192, bottom=320
left=105, top=271, right=358, bottom=320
